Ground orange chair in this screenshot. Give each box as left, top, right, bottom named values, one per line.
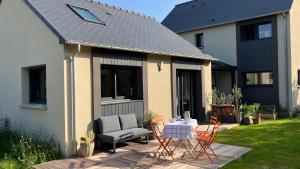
left=195, top=122, right=221, bottom=162
left=150, top=124, right=174, bottom=160
left=194, top=115, right=219, bottom=136
left=154, top=115, right=177, bottom=147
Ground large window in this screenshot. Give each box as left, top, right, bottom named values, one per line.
left=101, top=66, right=141, bottom=100
left=195, top=33, right=204, bottom=48
left=240, top=22, right=272, bottom=41
left=29, top=66, right=47, bottom=104
left=245, top=72, right=273, bottom=86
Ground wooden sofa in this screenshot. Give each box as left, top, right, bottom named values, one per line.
left=258, top=105, right=277, bottom=120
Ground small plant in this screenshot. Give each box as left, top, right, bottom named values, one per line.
left=232, top=85, right=243, bottom=109
left=144, top=111, right=157, bottom=124
left=241, top=103, right=260, bottom=118
left=80, top=131, right=95, bottom=144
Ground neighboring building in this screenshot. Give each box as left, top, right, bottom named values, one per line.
left=0, top=0, right=215, bottom=156
left=163, top=0, right=300, bottom=112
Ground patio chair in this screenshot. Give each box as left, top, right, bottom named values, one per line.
left=195, top=121, right=221, bottom=162
left=194, top=115, right=219, bottom=136
left=154, top=115, right=177, bottom=147
left=150, top=124, right=174, bottom=160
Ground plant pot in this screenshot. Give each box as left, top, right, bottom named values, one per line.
left=253, top=114, right=261, bottom=124
left=143, top=122, right=157, bottom=140
left=80, top=142, right=94, bottom=158
left=240, top=116, right=253, bottom=125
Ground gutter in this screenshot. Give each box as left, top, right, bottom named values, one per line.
left=68, top=44, right=81, bottom=156
left=283, top=12, right=289, bottom=111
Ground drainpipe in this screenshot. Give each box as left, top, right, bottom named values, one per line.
left=283, top=13, right=290, bottom=111
left=69, top=44, right=81, bottom=156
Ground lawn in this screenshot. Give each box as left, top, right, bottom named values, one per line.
left=215, top=118, right=300, bottom=169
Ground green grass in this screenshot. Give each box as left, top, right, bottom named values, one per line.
left=0, top=130, right=61, bottom=169
left=215, top=118, right=300, bottom=169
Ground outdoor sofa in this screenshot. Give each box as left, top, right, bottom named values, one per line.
left=96, top=114, right=149, bottom=153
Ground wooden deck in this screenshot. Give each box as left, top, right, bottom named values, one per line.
left=34, top=140, right=250, bottom=169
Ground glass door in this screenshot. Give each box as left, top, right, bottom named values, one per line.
left=177, top=70, right=194, bottom=118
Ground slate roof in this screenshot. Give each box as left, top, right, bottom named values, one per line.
left=24, top=0, right=215, bottom=60
left=162, top=0, right=293, bottom=33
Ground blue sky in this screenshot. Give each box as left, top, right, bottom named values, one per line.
left=97, top=0, right=188, bottom=22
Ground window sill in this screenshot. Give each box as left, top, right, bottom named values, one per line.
left=101, top=99, right=143, bottom=105
left=20, top=104, right=47, bottom=110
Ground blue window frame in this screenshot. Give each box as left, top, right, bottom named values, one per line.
left=68, top=5, right=105, bottom=25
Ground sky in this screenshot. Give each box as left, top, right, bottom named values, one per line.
left=97, top=0, right=189, bottom=22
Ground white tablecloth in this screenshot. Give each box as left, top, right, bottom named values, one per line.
left=162, top=119, right=198, bottom=139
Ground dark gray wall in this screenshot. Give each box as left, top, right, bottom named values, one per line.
left=92, top=48, right=147, bottom=123
left=237, top=15, right=279, bottom=105
left=101, top=101, right=144, bottom=127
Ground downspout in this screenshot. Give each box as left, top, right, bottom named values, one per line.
left=70, top=44, right=81, bottom=156
left=283, top=12, right=290, bottom=111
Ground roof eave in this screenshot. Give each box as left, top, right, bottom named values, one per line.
left=174, top=10, right=290, bottom=34
left=66, top=40, right=217, bottom=61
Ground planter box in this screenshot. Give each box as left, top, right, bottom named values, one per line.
left=211, top=105, right=235, bottom=123
left=80, top=142, right=95, bottom=158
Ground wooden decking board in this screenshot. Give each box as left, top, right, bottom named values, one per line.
left=34, top=141, right=251, bottom=169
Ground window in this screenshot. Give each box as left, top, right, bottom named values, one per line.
left=240, top=22, right=272, bottom=41
left=29, top=66, right=47, bottom=104
left=245, top=72, right=273, bottom=86
left=195, top=33, right=204, bottom=48
left=101, top=66, right=141, bottom=100
left=258, top=23, right=272, bottom=39
left=68, top=5, right=105, bottom=25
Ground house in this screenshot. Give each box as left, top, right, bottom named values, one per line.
left=163, top=0, right=300, bottom=112
left=0, top=0, right=215, bottom=156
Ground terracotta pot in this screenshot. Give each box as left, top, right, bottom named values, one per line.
left=80, top=142, right=94, bottom=158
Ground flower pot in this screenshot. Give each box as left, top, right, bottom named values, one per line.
left=80, top=142, right=94, bottom=158
left=253, top=114, right=261, bottom=124
left=143, top=122, right=157, bottom=140
left=240, top=116, right=253, bottom=125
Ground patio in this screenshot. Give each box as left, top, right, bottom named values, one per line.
left=34, top=124, right=250, bottom=169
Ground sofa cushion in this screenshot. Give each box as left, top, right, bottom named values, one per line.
left=100, top=128, right=149, bottom=142
left=99, top=116, right=121, bottom=134
left=119, top=114, right=138, bottom=130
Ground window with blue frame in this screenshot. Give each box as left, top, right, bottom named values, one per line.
left=68, top=5, right=105, bottom=25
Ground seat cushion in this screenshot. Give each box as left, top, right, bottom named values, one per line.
left=99, top=116, right=121, bottom=134
left=100, top=128, right=149, bottom=142
left=119, top=114, right=138, bottom=130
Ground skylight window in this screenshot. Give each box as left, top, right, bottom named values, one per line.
left=68, top=5, right=105, bottom=25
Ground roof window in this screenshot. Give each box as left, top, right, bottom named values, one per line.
left=68, top=5, right=105, bottom=25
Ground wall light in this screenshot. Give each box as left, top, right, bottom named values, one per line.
left=157, top=61, right=164, bottom=72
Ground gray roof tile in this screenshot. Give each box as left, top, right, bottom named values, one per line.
left=162, top=0, right=293, bottom=33
left=24, top=0, right=215, bottom=60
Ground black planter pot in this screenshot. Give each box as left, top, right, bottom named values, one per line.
left=240, top=117, right=253, bottom=125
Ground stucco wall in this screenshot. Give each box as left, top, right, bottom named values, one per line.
left=64, top=46, right=93, bottom=156
left=146, top=55, right=172, bottom=122
left=0, top=0, right=66, bottom=152
left=277, top=14, right=290, bottom=110
left=289, top=0, right=300, bottom=111
left=179, top=23, right=237, bottom=66
left=202, top=61, right=212, bottom=116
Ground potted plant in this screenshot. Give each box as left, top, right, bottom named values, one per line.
left=143, top=111, right=157, bottom=140
left=211, top=88, right=236, bottom=123
left=240, top=103, right=259, bottom=125
left=232, top=85, right=243, bottom=123
left=80, top=131, right=95, bottom=158
left=252, top=104, right=261, bottom=124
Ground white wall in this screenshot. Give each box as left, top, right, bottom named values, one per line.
left=0, top=0, right=67, bottom=153
left=179, top=23, right=237, bottom=66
